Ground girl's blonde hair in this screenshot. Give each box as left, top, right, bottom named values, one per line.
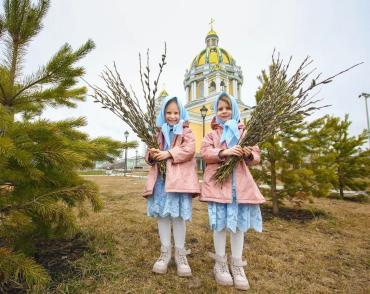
left=218, top=95, right=232, bottom=108
left=164, top=97, right=178, bottom=110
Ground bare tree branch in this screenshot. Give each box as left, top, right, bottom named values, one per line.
left=213, top=52, right=362, bottom=183
left=87, top=44, right=168, bottom=175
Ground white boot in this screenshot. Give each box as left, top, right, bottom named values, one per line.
left=152, top=245, right=172, bottom=274
left=209, top=252, right=233, bottom=286
left=230, top=257, right=250, bottom=290
left=174, top=247, right=192, bottom=277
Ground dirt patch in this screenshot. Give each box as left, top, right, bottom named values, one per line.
left=34, top=232, right=90, bottom=282
left=261, top=204, right=328, bottom=222
left=1, top=233, right=91, bottom=294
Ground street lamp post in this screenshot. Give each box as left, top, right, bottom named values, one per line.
left=200, top=105, right=208, bottom=172
left=359, top=92, right=370, bottom=149
left=124, top=130, right=129, bottom=176
left=135, top=149, right=138, bottom=168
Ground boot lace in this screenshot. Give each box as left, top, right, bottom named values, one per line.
left=176, top=249, right=190, bottom=265
left=215, top=261, right=230, bottom=274
left=157, top=251, right=169, bottom=263
left=232, top=264, right=246, bottom=278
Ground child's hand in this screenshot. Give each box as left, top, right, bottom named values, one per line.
left=153, top=150, right=172, bottom=161
left=243, top=146, right=253, bottom=157
left=148, top=148, right=160, bottom=161
left=220, top=145, right=244, bottom=157
left=148, top=148, right=160, bottom=158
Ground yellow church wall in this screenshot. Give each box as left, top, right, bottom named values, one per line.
left=189, top=121, right=212, bottom=153
left=187, top=100, right=246, bottom=118
left=187, top=100, right=246, bottom=116
left=188, top=102, right=214, bottom=116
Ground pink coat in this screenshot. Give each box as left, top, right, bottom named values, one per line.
left=143, top=124, right=200, bottom=197
left=200, top=119, right=266, bottom=204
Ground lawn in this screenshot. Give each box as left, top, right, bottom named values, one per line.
left=41, top=176, right=369, bottom=293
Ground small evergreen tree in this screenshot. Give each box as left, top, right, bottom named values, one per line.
left=250, top=55, right=360, bottom=214
left=308, top=115, right=369, bottom=198
left=304, top=116, right=339, bottom=197
left=253, top=122, right=312, bottom=214
left=0, top=0, right=136, bottom=291
left=278, top=122, right=316, bottom=206
left=253, top=71, right=370, bottom=215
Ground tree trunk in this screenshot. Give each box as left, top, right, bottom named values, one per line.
left=271, top=158, right=279, bottom=215
left=10, top=43, right=19, bottom=88
left=338, top=167, right=344, bottom=199
left=339, top=184, right=344, bottom=199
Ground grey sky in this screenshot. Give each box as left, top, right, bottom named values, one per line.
left=22, top=0, right=370, bottom=156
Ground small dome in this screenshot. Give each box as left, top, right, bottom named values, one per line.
left=158, top=89, right=169, bottom=97
left=206, top=29, right=218, bottom=38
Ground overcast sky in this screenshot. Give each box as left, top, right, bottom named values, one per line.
left=20, top=0, right=370, bottom=156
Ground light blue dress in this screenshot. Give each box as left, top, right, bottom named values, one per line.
left=208, top=172, right=263, bottom=233
left=147, top=129, right=193, bottom=221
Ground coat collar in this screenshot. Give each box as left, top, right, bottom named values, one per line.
left=156, top=121, right=189, bottom=149
left=210, top=116, right=245, bottom=131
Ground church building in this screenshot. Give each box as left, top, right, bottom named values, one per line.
left=157, top=24, right=254, bottom=169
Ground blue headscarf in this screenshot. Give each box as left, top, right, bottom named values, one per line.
left=156, top=96, right=189, bottom=150
left=214, top=92, right=241, bottom=147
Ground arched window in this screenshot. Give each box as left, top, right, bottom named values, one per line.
left=220, top=80, right=226, bottom=91
left=196, top=80, right=204, bottom=98
left=209, top=81, right=216, bottom=94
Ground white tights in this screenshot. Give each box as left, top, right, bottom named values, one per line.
left=157, top=217, right=186, bottom=249
left=213, top=229, right=244, bottom=258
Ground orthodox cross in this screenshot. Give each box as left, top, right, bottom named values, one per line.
left=209, top=18, right=215, bottom=30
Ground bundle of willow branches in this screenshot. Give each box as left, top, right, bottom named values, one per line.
left=88, top=44, right=167, bottom=176
left=213, top=51, right=361, bottom=183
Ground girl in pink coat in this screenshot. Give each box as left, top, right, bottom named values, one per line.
left=200, top=92, right=265, bottom=291
left=144, top=96, right=200, bottom=277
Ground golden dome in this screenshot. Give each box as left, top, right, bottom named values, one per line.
left=190, top=29, right=235, bottom=69
left=191, top=47, right=235, bottom=68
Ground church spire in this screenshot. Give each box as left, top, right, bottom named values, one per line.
left=206, top=18, right=219, bottom=47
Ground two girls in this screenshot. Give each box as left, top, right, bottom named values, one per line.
left=143, top=93, right=264, bottom=291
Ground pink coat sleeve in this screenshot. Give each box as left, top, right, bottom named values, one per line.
left=201, top=132, right=226, bottom=164
left=168, top=128, right=195, bottom=164
left=245, top=145, right=261, bottom=166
